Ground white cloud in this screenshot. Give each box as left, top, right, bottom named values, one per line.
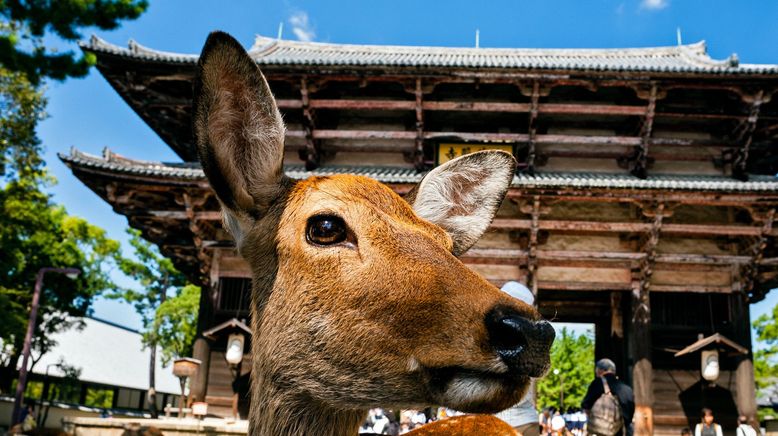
left=641, top=0, right=669, bottom=10
left=289, top=11, right=315, bottom=42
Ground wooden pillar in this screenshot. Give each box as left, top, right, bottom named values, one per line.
left=189, top=337, right=210, bottom=403
left=630, top=283, right=653, bottom=436
left=630, top=203, right=664, bottom=436
left=733, top=293, right=758, bottom=428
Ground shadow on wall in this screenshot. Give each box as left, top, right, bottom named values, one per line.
left=679, top=379, right=738, bottom=431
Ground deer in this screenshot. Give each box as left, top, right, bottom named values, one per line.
left=193, top=31, right=555, bottom=436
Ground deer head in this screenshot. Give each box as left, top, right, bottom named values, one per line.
left=194, top=32, right=554, bottom=436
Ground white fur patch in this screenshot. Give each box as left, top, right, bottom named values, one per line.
left=445, top=375, right=502, bottom=403
left=223, top=209, right=249, bottom=247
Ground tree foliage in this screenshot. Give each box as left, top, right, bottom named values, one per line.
left=153, top=284, right=200, bottom=366
left=0, top=0, right=148, bottom=83
left=754, top=307, right=778, bottom=397
left=0, top=174, right=122, bottom=391
left=111, top=228, right=199, bottom=360
left=0, top=66, right=44, bottom=180
left=537, top=327, right=595, bottom=410
left=112, top=228, right=187, bottom=332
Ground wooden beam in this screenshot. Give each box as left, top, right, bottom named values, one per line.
left=279, top=97, right=753, bottom=123
left=284, top=128, right=737, bottom=150
left=539, top=281, right=631, bottom=291
left=733, top=90, right=765, bottom=181
left=490, top=218, right=776, bottom=237
left=461, top=248, right=751, bottom=266
left=649, top=284, right=733, bottom=293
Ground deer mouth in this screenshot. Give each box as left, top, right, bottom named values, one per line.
left=423, top=366, right=530, bottom=413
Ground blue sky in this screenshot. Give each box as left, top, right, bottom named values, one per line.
left=35, top=0, right=778, bottom=336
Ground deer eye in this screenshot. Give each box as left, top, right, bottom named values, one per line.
left=306, top=215, right=348, bottom=246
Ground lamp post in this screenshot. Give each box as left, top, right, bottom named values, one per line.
left=38, top=362, right=62, bottom=428
left=553, top=368, right=565, bottom=411
left=225, top=332, right=246, bottom=420
left=12, top=267, right=80, bottom=426
left=172, top=358, right=201, bottom=419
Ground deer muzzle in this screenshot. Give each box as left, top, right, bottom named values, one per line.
left=485, top=306, right=555, bottom=378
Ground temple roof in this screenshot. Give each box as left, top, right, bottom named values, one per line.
left=82, top=35, right=778, bottom=75
left=60, top=148, right=778, bottom=192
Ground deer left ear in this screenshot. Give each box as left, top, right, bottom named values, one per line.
left=407, top=150, right=516, bottom=256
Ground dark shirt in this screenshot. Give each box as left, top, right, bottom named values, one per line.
left=581, top=373, right=635, bottom=429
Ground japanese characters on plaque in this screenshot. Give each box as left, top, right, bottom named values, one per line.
left=436, top=143, right=514, bottom=165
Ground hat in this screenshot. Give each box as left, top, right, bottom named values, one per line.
left=500, top=281, right=534, bottom=305
left=551, top=415, right=566, bottom=431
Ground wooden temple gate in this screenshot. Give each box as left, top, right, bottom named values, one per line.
left=61, top=35, right=778, bottom=435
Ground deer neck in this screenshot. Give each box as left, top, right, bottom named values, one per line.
left=249, top=368, right=366, bottom=436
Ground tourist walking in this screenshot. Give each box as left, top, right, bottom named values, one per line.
left=494, top=281, right=541, bottom=436
left=694, top=408, right=722, bottom=436
left=736, top=415, right=757, bottom=436
left=581, top=359, right=634, bottom=436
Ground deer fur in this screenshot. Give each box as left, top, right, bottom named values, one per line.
left=193, top=31, right=553, bottom=436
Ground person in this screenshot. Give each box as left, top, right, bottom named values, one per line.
left=494, top=281, right=540, bottom=436
left=20, top=402, right=37, bottom=432
left=581, top=358, right=635, bottom=436
left=372, top=408, right=390, bottom=434
left=681, top=428, right=691, bottom=436
left=736, top=415, right=757, bottom=436
left=694, top=408, right=723, bottom=436
left=540, top=407, right=553, bottom=435
left=550, top=414, right=572, bottom=436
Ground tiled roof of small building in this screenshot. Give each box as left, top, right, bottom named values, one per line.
left=60, top=148, right=778, bottom=192
left=81, top=35, right=778, bottom=75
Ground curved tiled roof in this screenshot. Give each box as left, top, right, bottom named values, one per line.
left=81, top=34, right=778, bottom=75
left=60, top=148, right=778, bottom=192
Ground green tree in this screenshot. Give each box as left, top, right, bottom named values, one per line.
left=0, top=174, right=122, bottom=393
left=0, top=67, right=45, bottom=179
left=109, top=228, right=197, bottom=416
left=537, top=327, right=595, bottom=411
left=0, top=0, right=148, bottom=84
left=0, top=0, right=148, bottom=401
left=153, top=284, right=200, bottom=366
left=754, top=306, right=778, bottom=419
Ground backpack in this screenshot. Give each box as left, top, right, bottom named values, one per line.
left=587, top=377, right=623, bottom=436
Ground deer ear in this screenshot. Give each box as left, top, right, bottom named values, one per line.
left=193, top=31, right=287, bottom=244
left=407, top=151, right=516, bottom=256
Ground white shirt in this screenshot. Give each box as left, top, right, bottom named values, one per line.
left=495, top=381, right=538, bottom=427
left=695, top=423, right=723, bottom=436
left=737, top=424, right=757, bottom=436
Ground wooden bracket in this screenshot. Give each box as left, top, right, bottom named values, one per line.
left=300, top=77, right=321, bottom=170
left=741, top=208, right=775, bottom=295
left=526, top=81, right=540, bottom=175
left=732, top=90, right=765, bottom=181
left=414, top=78, right=425, bottom=170
left=632, top=84, right=658, bottom=179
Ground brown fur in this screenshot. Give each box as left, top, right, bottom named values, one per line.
left=408, top=415, right=520, bottom=435
left=193, top=31, right=552, bottom=436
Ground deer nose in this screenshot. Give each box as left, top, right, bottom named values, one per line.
left=485, top=307, right=555, bottom=378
